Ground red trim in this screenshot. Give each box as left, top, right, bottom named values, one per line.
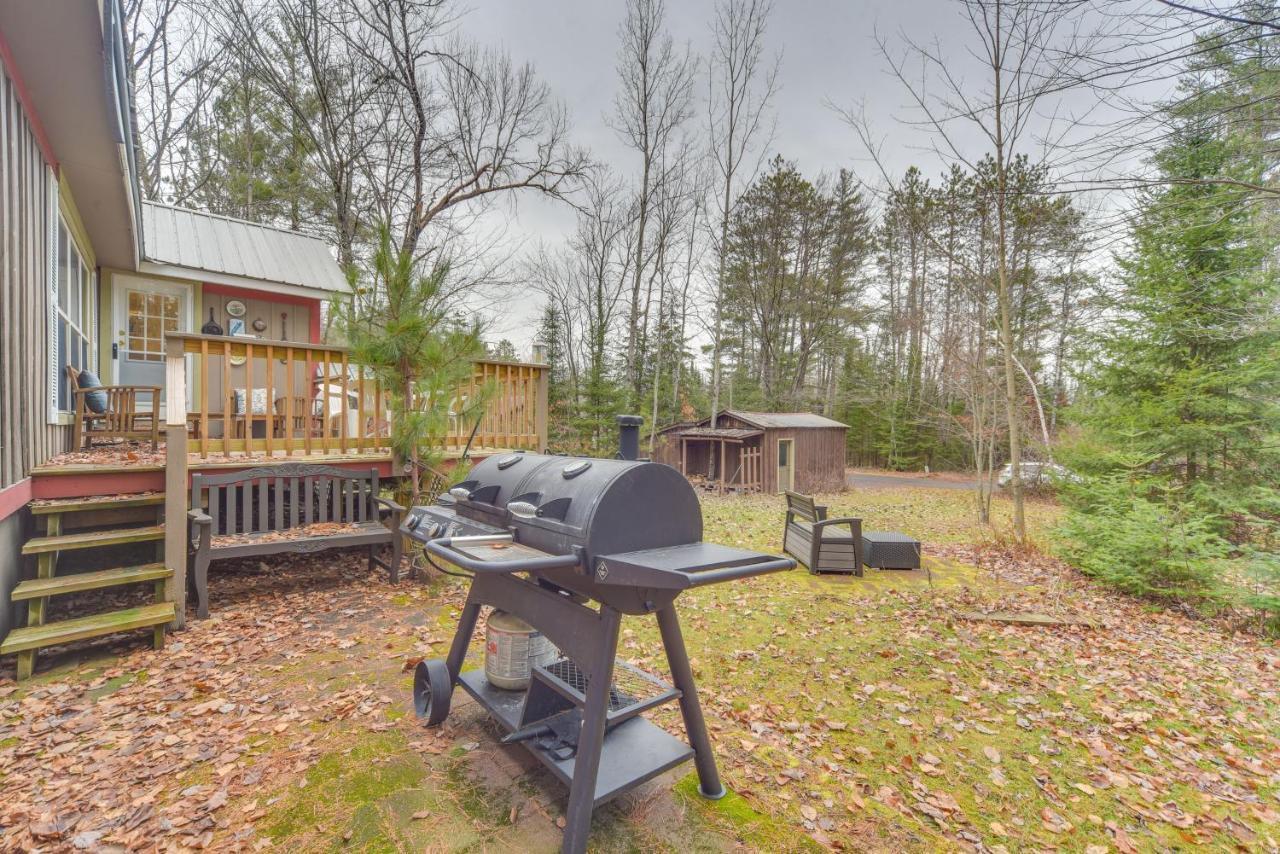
left=0, top=27, right=58, bottom=172
left=26, top=459, right=393, bottom=502
left=31, top=471, right=164, bottom=500
left=0, top=478, right=34, bottom=522
left=202, top=283, right=323, bottom=344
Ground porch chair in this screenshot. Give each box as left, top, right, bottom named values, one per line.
left=67, top=366, right=160, bottom=452
left=274, top=395, right=326, bottom=439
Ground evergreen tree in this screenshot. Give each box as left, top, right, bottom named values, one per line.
left=537, top=305, right=572, bottom=450
left=1059, top=30, right=1280, bottom=611
left=337, top=228, right=489, bottom=504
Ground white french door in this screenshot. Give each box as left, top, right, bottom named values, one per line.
left=112, top=275, right=193, bottom=414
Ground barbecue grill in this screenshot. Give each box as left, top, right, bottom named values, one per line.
left=401, top=436, right=794, bottom=853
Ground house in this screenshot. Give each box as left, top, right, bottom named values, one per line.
left=0, top=1, right=547, bottom=669
left=650, top=410, right=849, bottom=494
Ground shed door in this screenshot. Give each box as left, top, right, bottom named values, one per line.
left=776, top=438, right=795, bottom=493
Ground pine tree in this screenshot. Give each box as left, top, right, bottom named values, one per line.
left=1059, top=29, right=1280, bottom=610
left=537, top=305, right=572, bottom=450
left=337, top=228, right=489, bottom=504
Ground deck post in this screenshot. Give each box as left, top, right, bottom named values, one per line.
left=719, top=439, right=726, bottom=495
left=164, top=337, right=189, bottom=630
left=533, top=363, right=548, bottom=452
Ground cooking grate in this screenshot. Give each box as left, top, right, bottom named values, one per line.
left=541, top=658, right=672, bottom=713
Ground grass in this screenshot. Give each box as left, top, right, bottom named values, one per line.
left=592, top=488, right=1278, bottom=851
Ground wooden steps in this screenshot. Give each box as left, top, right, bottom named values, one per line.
left=5, top=491, right=174, bottom=680
left=11, top=564, right=171, bottom=601
left=29, top=493, right=164, bottom=515
left=22, top=524, right=165, bottom=555
left=0, top=603, right=174, bottom=655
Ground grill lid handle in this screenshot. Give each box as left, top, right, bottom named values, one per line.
left=508, top=495, right=571, bottom=521
left=508, top=501, right=538, bottom=519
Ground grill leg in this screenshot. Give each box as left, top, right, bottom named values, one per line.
left=560, top=605, right=621, bottom=854
left=445, top=599, right=482, bottom=683
left=656, top=606, right=725, bottom=799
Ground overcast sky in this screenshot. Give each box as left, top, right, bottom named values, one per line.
left=452, top=0, right=1164, bottom=352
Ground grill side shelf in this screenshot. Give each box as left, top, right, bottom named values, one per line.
left=594, top=543, right=797, bottom=589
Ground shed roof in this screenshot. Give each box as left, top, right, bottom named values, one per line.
left=141, top=202, right=348, bottom=294
left=678, top=427, right=763, bottom=440
left=718, top=410, right=849, bottom=430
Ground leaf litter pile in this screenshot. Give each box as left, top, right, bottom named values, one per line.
left=0, top=487, right=1277, bottom=852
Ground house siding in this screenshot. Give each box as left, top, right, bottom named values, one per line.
left=0, top=57, right=63, bottom=493
left=0, top=50, right=65, bottom=642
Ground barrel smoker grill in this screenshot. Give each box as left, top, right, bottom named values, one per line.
left=401, top=451, right=794, bottom=853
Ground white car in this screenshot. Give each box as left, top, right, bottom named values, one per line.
left=997, top=461, right=1078, bottom=489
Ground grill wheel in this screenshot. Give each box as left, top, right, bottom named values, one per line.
left=413, top=658, right=452, bottom=726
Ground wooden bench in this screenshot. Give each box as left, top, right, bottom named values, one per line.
left=188, top=464, right=404, bottom=619
left=782, top=491, right=863, bottom=576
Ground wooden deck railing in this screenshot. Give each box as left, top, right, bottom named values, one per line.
left=163, top=333, right=548, bottom=459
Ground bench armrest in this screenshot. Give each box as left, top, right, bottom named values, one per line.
left=812, top=516, right=860, bottom=531
left=374, top=496, right=405, bottom=514
left=74, top=385, right=161, bottom=394
left=188, top=509, right=212, bottom=551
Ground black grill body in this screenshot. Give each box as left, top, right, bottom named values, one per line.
left=401, top=449, right=793, bottom=854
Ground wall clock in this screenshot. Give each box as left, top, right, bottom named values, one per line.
left=226, top=299, right=247, bottom=318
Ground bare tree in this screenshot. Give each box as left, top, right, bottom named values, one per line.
left=611, top=0, right=698, bottom=407
left=846, top=0, right=1096, bottom=541
left=346, top=0, right=590, bottom=266
left=124, top=0, right=225, bottom=201
left=705, top=0, right=777, bottom=427
left=217, top=0, right=378, bottom=268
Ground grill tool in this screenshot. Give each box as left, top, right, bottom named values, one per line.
left=401, top=448, right=794, bottom=854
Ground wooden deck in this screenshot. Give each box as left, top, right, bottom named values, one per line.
left=27, top=445, right=500, bottom=501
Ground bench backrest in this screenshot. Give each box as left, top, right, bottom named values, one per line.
left=191, top=464, right=380, bottom=537
left=785, top=491, right=827, bottom=523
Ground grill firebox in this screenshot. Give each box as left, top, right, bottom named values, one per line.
left=401, top=436, right=794, bottom=854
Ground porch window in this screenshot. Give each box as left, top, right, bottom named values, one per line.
left=52, top=217, right=95, bottom=413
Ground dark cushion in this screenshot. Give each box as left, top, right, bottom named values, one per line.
left=77, top=370, right=109, bottom=414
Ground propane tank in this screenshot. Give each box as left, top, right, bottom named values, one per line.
left=485, top=610, right=557, bottom=690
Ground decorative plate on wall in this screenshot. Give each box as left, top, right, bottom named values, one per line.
left=225, top=299, right=247, bottom=318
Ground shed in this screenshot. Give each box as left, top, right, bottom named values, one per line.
left=651, top=410, right=848, bottom=494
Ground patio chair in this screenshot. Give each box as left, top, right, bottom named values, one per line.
left=67, top=366, right=160, bottom=452
left=782, top=491, right=862, bottom=575
left=274, top=395, right=326, bottom=439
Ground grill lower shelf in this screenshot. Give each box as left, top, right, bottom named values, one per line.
left=458, top=669, right=695, bottom=806
left=537, top=657, right=680, bottom=723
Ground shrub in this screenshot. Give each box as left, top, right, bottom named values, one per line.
left=1054, top=474, right=1226, bottom=601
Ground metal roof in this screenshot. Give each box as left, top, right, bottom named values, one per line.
left=142, top=202, right=348, bottom=294
left=720, top=410, right=849, bottom=430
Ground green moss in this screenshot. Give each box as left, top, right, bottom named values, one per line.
left=85, top=671, right=139, bottom=700
left=674, top=775, right=822, bottom=852
left=444, top=756, right=511, bottom=826
left=263, top=729, right=431, bottom=848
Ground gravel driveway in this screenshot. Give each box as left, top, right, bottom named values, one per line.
left=846, top=470, right=985, bottom=491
